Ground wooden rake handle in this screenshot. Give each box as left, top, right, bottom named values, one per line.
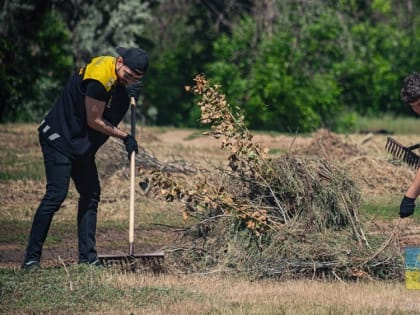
left=129, top=96, right=136, bottom=256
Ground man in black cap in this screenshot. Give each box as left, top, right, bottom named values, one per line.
left=22, top=47, right=149, bottom=270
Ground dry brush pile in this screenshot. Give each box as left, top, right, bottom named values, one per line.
left=140, top=75, right=402, bottom=280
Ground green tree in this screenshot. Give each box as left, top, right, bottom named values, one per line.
left=142, top=1, right=216, bottom=126
left=207, top=3, right=345, bottom=132
left=335, top=0, right=420, bottom=116
left=2, top=0, right=419, bottom=128
left=0, top=0, right=73, bottom=122
left=206, top=0, right=420, bottom=131
left=67, top=0, right=152, bottom=66
left=142, top=0, right=254, bottom=126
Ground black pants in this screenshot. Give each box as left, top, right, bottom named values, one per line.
left=23, top=136, right=100, bottom=264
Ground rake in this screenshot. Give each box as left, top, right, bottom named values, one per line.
left=98, top=97, right=164, bottom=272
left=385, top=136, right=420, bottom=169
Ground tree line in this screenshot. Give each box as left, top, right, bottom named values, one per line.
left=1, top=0, right=419, bottom=132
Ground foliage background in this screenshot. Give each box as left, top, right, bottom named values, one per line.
left=1, top=0, right=419, bottom=132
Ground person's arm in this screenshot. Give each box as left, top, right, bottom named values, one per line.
left=405, top=168, right=420, bottom=199
left=399, top=168, right=420, bottom=218
left=85, top=96, right=128, bottom=139
left=84, top=80, right=128, bottom=139
left=84, top=80, right=138, bottom=159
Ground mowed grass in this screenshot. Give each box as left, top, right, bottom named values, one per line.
left=353, top=113, right=420, bottom=135
left=0, top=150, right=44, bottom=180
left=2, top=267, right=420, bottom=314
left=2, top=122, right=420, bottom=314
left=0, top=124, right=44, bottom=180
left=361, top=195, right=420, bottom=220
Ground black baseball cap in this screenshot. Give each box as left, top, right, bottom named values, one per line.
left=116, top=47, right=149, bottom=74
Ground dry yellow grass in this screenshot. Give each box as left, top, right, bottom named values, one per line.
left=95, top=273, right=420, bottom=314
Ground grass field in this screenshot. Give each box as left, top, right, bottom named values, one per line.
left=2, top=122, right=420, bottom=314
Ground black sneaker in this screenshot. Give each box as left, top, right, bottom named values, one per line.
left=79, top=259, right=104, bottom=267
left=21, top=260, right=40, bottom=272
left=88, top=259, right=103, bottom=267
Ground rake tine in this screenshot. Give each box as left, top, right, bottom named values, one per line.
left=387, top=141, right=399, bottom=157
left=407, top=154, right=413, bottom=166
left=406, top=154, right=413, bottom=167
left=408, top=152, right=417, bottom=167
left=396, top=146, right=405, bottom=158
left=411, top=154, right=419, bottom=168
left=410, top=153, right=416, bottom=165
left=394, top=147, right=403, bottom=158
left=385, top=139, right=393, bottom=152
left=403, top=151, right=409, bottom=163
left=398, top=147, right=406, bottom=158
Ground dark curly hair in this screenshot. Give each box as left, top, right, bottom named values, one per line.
left=401, top=72, right=420, bottom=104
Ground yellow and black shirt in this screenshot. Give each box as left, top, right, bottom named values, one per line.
left=38, top=56, right=129, bottom=157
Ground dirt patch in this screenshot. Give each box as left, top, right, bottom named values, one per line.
left=0, top=222, right=175, bottom=269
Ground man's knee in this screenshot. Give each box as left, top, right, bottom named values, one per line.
left=79, top=188, right=101, bottom=207
left=43, top=188, right=68, bottom=205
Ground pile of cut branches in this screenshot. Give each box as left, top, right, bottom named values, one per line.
left=141, top=74, right=402, bottom=280
left=97, top=137, right=197, bottom=179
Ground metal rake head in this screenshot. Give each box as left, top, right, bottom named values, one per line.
left=99, top=253, right=165, bottom=273
left=385, top=137, right=420, bottom=169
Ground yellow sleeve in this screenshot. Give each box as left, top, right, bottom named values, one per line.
left=83, top=56, right=118, bottom=92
